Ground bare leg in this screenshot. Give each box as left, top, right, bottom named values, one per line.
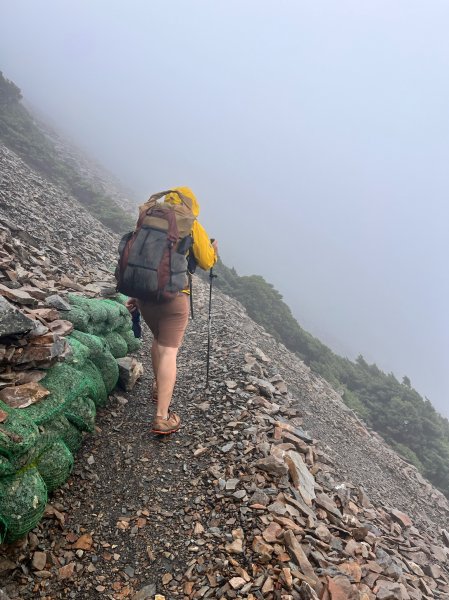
left=151, top=339, right=159, bottom=392
left=155, top=344, right=178, bottom=419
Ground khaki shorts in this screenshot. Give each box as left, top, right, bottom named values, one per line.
left=138, top=293, right=189, bottom=348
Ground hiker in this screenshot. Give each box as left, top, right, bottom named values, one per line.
left=124, top=187, right=217, bottom=434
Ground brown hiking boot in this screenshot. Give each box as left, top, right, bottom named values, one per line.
left=152, top=411, right=180, bottom=435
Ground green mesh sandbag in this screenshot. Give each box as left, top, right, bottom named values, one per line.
left=113, top=293, right=128, bottom=305
left=40, top=415, right=83, bottom=454
left=64, top=395, right=96, bottom=433
left=70, top=330, right=108, bottom=359
left=65, top=336, right=90, bottom=368
left=64, top=306, right=91, bottom=333
left=104, top=331, right=128, bottom=358
left=67, top=295, right=108, bottom=324
left=101, top=299, right=130, bottom=331
left=100, top=298, right=122, bottom=322
left=0, top=467, right=47, bottom=543
left=0, top=438, right=45, bottom=477
left=94, top=349, right=119, bottom=393
left=117, top=327, right=141, bottom=353
left=85, top=300, right=108, bottom=324
left=0, top=455, right=15, bottom=478
left=82, top=360, right=108, bottom=407
left=23, top=363, right=98, bottom=425
left=36, top=439, right=74, bottom=493
left=0, top=403, right=40, bottom=461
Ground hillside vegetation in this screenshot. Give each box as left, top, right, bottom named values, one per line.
left=209, top=259, right=449, bottom=497
left=0, top=72, right=134, bottom=233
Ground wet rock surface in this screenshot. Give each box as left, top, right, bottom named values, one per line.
left=1, top=143, right=449, bottom=598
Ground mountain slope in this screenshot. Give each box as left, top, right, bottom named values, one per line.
left=0, top=72, right=134, bottom=233
left=1, top=129, right=449, bottom=598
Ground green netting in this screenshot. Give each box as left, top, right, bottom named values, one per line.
left=0, top=293, right=139, bottom=541
left=94, top=349, right=119, bottom=393
left=82, top=360, right=108, bottom=407
left=67, top=294, right=109, bottom=324
left=65, top=336, right=90, bottom=368
left=64, top=395, right=96, bottom=433
left=0, top=403, right=41, bottom=461
left=113, top=293, right=128, bottom=305
left=0, top=467, right=48, bottom=543
left=104, top=331, right=128, bottom=358
left=0, top=455, right=15, bottom=478
left=85, top=301, right=108, bottom=324
left=40, top=415, right=83, bottom=454
left=118, top=327, right=142, bottom=352
left=70, top=330, right=108, bottom=359
left=22, top=363, right=92, bottom=425
left=36, top=439, right=74, bottom=493
left=64, top=306, right=91, bottom=333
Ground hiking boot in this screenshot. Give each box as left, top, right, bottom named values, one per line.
left=152, top=411, right=180, bottom=435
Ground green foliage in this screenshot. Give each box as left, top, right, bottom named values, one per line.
left=0, top=71, right=134, bottom=234
left=210, top=259, right=449, bottom=499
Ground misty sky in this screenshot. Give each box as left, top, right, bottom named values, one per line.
left=1, top=1, right=448, bottom=415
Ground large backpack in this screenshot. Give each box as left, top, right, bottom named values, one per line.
left=115, top=190, right=196, bottom=302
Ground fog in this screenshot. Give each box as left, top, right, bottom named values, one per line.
left=1, top=1, right=448, bottom=415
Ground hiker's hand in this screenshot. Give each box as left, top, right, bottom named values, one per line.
left=212, top=239, right=218, bottom=253
left=125, top=298, right=138, bottom=313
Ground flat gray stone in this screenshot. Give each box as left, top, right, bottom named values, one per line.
left=0, top=296, right=35, bottom=338
left=45, top=294, right=71, bottom=311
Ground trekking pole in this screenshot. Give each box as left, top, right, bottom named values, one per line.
left=206, top=265, right=217, bottom=388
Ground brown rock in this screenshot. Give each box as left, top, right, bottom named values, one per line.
left=0, top=382, right=50, bottom=408
left=47, top=319, right=74, bottom=336
left=58, top=562, right=76, bottom=580
left=261, top=575, right=274, bottom=594
left=391, top=509, right=412, bottom=528
left=338, top=561, right=362, bottom=582
left=27, top=308, right=60, bottom=321
left=59, top=275, right=85, bottom=292
left=0, top=283, right=37, bottom=306
left=225, top=539, right=243, bottom=554
left=256, top=455, right=288, bottom=477
left=283, top=529, right=317, bottom=586
left=315, top=524, right=331, bottom=543
left=298, top=582, right=320, bottom=599
left=282, top=567, right=293, bottom=589
left=262, top=522, right=283, bottom=543
left=252, top=535, right=274, bottom=561
left=0, top=556, right=17, bottom=573
left=117, top=357, right=144, bottom=391
left=229, top=577, right=245, bottom=590
left=32, top=551, right=47, bottom=571
left=284, top=450, right=316, bottom=505
left=327, top=575, right=358, bottom=600
left=315, top=493, right=342, bottom=519
left=424, top=563, right=442, bottom=578
left=73, top=533, right=93, bottom=550
left=273, top=515, right=304, bottom=532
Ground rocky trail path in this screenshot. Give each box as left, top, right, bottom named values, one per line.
left=1, top=145, right=449, bottom=599
left=2, top=281, right=449, bottom=600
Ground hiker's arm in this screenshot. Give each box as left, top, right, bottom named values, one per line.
left=191, top=221, right=217, bottom=270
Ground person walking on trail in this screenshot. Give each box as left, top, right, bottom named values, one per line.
left=125, top=187, right=217, bottom=435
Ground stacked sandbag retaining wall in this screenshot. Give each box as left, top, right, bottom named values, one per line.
left=0, top=294, right=140, bottom=543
